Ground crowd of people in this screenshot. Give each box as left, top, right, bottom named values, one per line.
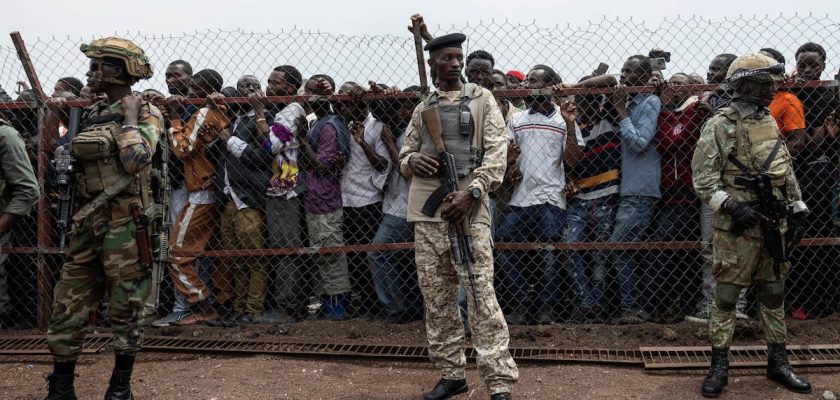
left=1, top=30, right=839, bottom=331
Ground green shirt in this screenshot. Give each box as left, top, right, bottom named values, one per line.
left=0, top=121, right=39, bottom=217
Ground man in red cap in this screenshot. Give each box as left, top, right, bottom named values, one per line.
left=505, top=70, right=525, bottom=87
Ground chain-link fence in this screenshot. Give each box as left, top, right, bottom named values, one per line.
left=1, top=14, right=839, bottom=340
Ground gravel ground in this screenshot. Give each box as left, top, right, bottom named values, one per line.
left=1, top=353, right=838, bottom=399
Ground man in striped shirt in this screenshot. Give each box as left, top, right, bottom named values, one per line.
left=496, top=65, right=582, bottom=325
left=562, top=74, right=622, bottom=322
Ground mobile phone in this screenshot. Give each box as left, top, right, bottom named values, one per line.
left=651, top=58, right=667, bottom=71
left=593, top=63, right=609, bottom=76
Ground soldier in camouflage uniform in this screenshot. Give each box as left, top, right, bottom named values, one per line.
left=692, top=53, right=811, bottom=398
left=44, top=37, right=163, bottom=400
left=398, top=33, right=517, bottom=400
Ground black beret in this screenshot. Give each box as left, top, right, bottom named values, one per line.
left=424, top=33, right=467, bottom=52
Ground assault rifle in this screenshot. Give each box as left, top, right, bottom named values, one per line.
left=420, top=106, right=480, bottom=307
left=733, top=172, right=789, bottom=279
left=143, top=127, right=172, bottom=313
left=728, top=137, right=790, bottom=279
left=53, top=108, right=81, bottom=252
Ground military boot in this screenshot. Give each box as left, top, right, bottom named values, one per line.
left=422, top=378, right=468, bottom=400
left=701, top=347, right=729, bottom=398
left=103, top=369, right=133, bottom=400
left=43, top=373, right=77, bottom=400
left=766, top=343, right=812, bottom=394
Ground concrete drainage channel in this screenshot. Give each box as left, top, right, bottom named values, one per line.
left=2, top=334, right=839, bottom=370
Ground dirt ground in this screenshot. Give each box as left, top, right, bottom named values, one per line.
left=2, top=313, right=839, bottom=399
left=1, top=352, right=838, bottom=400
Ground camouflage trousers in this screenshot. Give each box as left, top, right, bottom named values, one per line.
left=415, top=222, right=518, bottom=395
left=306, top=209, right=351, bottom=295
left=221, top=200, right=268, bottom=316
left=47, top=216, right=151, bottom=362
left=709, top=228, right=787, bottom=348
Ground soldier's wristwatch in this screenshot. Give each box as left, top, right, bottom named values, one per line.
left=470, top=187, right=482, bottom=199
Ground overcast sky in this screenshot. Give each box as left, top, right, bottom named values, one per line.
left=2, top=0, right=839, bottom=93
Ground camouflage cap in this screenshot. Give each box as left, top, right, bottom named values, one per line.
left=726, top=53, right=785, bottom=83
left=80, top=37, right=153, bottom=80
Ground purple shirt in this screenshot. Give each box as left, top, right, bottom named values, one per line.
left=303, top=123, right=343, bottom=214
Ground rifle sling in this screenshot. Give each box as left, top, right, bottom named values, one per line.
left=71, top=174, right=135, bottom=227
left=727, top=136, right=783, bottom=175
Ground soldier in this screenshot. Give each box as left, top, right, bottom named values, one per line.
left=398, top=33, right=517, bottom=400
left=0, top=113, right=40, bottom=329
left=44, top=37, right=163, bottom=400
left=692, top=53, right=811, bottom=398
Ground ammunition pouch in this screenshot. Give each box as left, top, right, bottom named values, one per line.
left=72, top=121, right=147, bottom=200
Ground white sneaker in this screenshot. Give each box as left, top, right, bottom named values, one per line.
left=685, top=308, right=711, bottom=324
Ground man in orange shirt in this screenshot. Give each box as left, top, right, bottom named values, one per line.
left=760, top=48, right=806, bottom=156
left=167, top=69, right=231, bottom=325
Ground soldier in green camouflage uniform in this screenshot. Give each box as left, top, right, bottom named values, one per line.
left=692, top=53, right=811, bottom=398
left=398, top=33, right=517, bottom=400
left=45, top=37, right=163, bottom=400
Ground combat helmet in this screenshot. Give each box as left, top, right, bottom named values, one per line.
left=80, top=37, right=153, bottom=80
left=726, top=53, right=784, bottom=84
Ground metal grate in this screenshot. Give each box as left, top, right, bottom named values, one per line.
left=641, top=345, right=840, bottom=370
left=0, top=333, right=644, bottom=364
left=0, top=334, right=110, bottom=355
left=142, top=336, right=645, bottom=364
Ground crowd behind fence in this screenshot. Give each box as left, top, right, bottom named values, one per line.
left=0, top=14, right=839, bottom=337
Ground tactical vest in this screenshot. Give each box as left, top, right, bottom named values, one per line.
left=419, top=83, right=480, bottom=177
left=720, top=107, right=790, bottom=192
left=72, top=116, right=150, bottom=205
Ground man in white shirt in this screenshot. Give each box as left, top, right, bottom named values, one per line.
left=341, top=83, right=391, bottom=317
left=367, top=86, right=423, bottom=323
left=496, top=65, right=582, bottom=325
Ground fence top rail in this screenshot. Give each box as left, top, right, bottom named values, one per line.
left=3, top=79, right=837, bottom=110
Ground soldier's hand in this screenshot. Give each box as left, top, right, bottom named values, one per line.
left=786, top=212, right=808, bottom=247
left=408, top=14, right=433, bottom=43
left=441, top=190, right=474, bottom=224
left=723, top=198, right=762, bottom=229
left=121, top=93, right=143, bottom=116
left=409, top=152, right=439, bottom=177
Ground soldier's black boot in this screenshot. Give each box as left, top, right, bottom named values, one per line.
left=766, top=343, right=812, bottom=394
left=103, top=370, right=133, bottom=400
left=701, top=347, right=729, bottom=398
left=43, top=373, right=77, bottom=400
left=423, top=378, right=468, bottom=400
